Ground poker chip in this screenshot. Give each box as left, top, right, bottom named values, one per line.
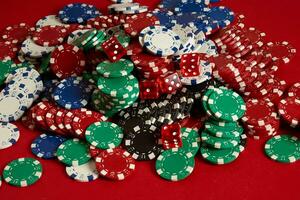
left=205, top=121, right=243, bottom=139
left=21, top=38, right=55, bottom=58
left=263, top=41, right=296, bottom=64
left=156, top=148, right=195, bottom=181
left=201, top=131, right=240, bottom=149
left=207, top=6, right=234, bottom=28
left=0, top=122, right=20, bottom=150
left=36, top=15, right=65, bottom=28
left=31, top=134, right=66, bottom=159
left=53, top=77, right=92, bottom=109
left=0, top=41, right=18, bottom=60
left=288, top=82, right=300, bottom=97
left=95, top=148, right=136, bottom=180
left=58, top=3, right=100, bottom=24
left=50, top=44, right=86, bottom=79
left=65, top=160, right=99, bottom=182
left=278, top=97, right=300, bottom=128
left=3, top=158, right=42, bottom=187
left=265, top=135, right=300, bottom=163
left=200, top=143, right=244, bottom=165
left=207, top=88, right=246, bottom=121
left=123, top=123, right=162, bottom=161
left=2, top=23, right=34, bottom=44
left=96, top=59, right=134, bottom=78
left=143, top=25, right=181, bottom=56
left=174, top=0, right=207, bottom=13
left=56, top=138, right=91, bottom=166
left=35, top=101, right=54, bottom=129
left=179, top=128, right=200, bottom=156
left=123, top=13, right=160, bottom=36
left=85, top=122, right=123, bottom=149
left=33, top=25, right=68, bottom=46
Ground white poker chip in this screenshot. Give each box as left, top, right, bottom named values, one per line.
left=144, top=25, right=181, bottom=56
left=65, top=160, right=99, bottom=182
left=21, top=38, right=55, bottom=58
left=122, top=6, right=148, bottom=14
left=0, top=122, right=20, bottom=150
left=180, top=60, right=212, bottom=85
left=170, top=24, right=195, bottom=55
left=108, top=3, right=140, bottom=11
left=5, top=67, right=41, bottom=84
left=198, top=39, right=218, bottom=56
left=36, top=15, right=66, bottom=29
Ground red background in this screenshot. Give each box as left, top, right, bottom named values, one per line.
left=1, top=0, right=300, bottom=199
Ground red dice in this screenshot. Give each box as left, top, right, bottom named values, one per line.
left=139, top=80, right=160, bottom=100
left=157, top=71, right=182, bottom=94
left=101, top=36, right=126, bottom=62
left=161, top=123, right=182, bottom=150
left=180, top=53, right=202, bottom=77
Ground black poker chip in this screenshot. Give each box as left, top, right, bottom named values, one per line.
left=123, top=122, right=162, bottom=161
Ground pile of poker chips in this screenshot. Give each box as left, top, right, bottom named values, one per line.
left=0, top=0, right=299, bottom=187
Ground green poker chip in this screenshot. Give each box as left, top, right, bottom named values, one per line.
left=56, top=138, right=91, bottom=166
left=3, top=157, right=42, bottom=187
left=202, top=87, right=217, bottom=117
left=97, top=74, right=139, bottom=98
left=201, top=131, right=240, bottom=149
left=85, top=121, right=124, bottom=149
left=83, top=30, right=106, bottom=51
left=156, top=148, right=195, bottom=181
left=96, top=59, right=134, bottom=78
left=0, top=60, right=16, bottom=84
left=180, top=128, right=200, bottom=156
left=200, top=143, right=243, bottom=165
left=265, top=135, right=300, bottom=163
left=205, top=121, right=243, bottom=139
left=207, top=88, right=246, bottom=121
left=207, top=118, right=240, bottom=128
left=72, top=29, right=98, bottom=47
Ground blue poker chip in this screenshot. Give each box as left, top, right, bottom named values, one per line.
left=206, top=6, right=235, bottom=28
left=189, top=15, right=219, bottom=35
left=152, top=9, right=174, bottom=27
left=158, top=0, right=182, bottom=10
left=58, top=3, right=101, bottom=24
left=31, top=133, right=67, bottom=159
left=42, top=79, right=59, bottom=100
left=53, top=77, right=92, bottom=109
left=173, top=13, right=202, bottom=26
left=174, top=0, right=209, bottom=13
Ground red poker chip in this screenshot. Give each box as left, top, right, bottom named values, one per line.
left=241, top=27, right=266, bottom=48
left=125, top=39, right=143, bottom=56
left=89, top=145, right=102, bottom=158
left=71, top=108, right=107, bottom=138
left=55, top=108, right=69, bottom=134
left=33, top=25, right=68, bottom=47
left=242, top=99, right=277, bottom=127
left=21, top=106, right=37, bottom=130
left=0, top=41, right=18, bottom=60
left=63, top=110, right=78, bottom=135
left=95, top=148, right=136, bottom=181
left=131, top=53, right=171, bottom=67
left=234, top=45, right=253, bottom=58
left=263, top=41, right=296, bottom=64
left=213, top=23, right=244, bottom=44
left=45, top=107, right=68, bottom=136
left=2, top=23, right=34, bottom=44
left=278, top=97, right=300, bottom=128
left=123, top=13, right=160, bottom=37
left=288, top=82, right=300, bottom=97
left=34, top=101, right=54, bottom=130
left=50, top=44, right=86, bottom=79
left=247, top=77, right=274, bottom=98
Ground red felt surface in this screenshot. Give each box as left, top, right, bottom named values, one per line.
left=1, top=0, right=300, bottom=200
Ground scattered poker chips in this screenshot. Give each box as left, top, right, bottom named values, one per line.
left=56, top=138, right=91, bottom=166
left=0, top=0, right=299, bottom=186
left=95, top=148, right=135, bottom=180
left=85, top=122, right=123, bottom=149
left=3, top=158, right=42, bottom=187
left=265, top=135, right=300, bottom=163
left=65, top=160, right=99, bottom=182
left=31, top=134, right=67, bottom=159
left=156, top=148, right=194, bottom=181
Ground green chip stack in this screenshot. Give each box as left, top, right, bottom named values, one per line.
left=91, top=59, right=139, bottom=118
left=200, top=86, right=247, bottom=165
